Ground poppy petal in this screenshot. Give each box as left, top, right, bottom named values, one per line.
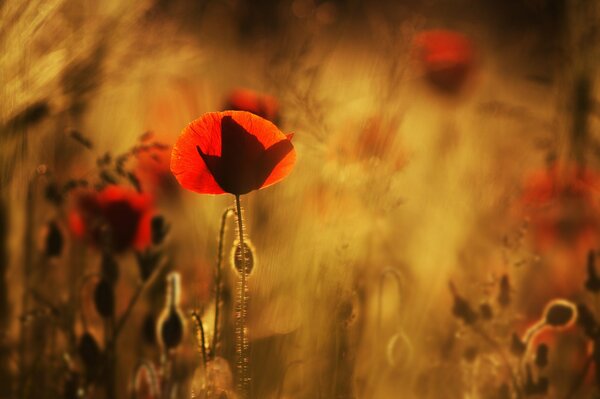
left=171, top=113, right=226, bottom=194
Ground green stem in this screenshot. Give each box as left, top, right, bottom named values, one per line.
left=213, top=207, right=234, bottom=358
left=234, top=195, right=249, bottom=398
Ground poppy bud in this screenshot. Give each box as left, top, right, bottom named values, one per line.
left=136, top=250, right=162, bottom=281
left=44, top=221, right=63, bottom=257
left=510, top=332, right=526, bottom=356
left=543, top=299, right=577, bottom=328
left=132, top=361, right=160, bottom=399
left=449, top=283, right=478, bottom=325
left=535, top=344, right=548, bottom=369
left=577, top=303, right=598, bottom=338
left=78, top=332, right=102, bottom=377
left=150, top=215, right=169, bottom=246
left=101, top=252, right=119, bottom=285
left=157, top=272, right=185, bottom=351
left=479, top=303, right=493, bottom=320
left=63, top=373, right=80, bottom=399
left=497, top=274, right=511, bottom=307
left=232, top=240, right=255, bottom=275
left=142, top=312, right=157, bottom=346
left=585, top=250, right=600, bottom=292
left=463, top=346, right=478, bottom=363
left=94, top=278, right=115, bottom=318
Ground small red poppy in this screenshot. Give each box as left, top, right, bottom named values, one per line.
left=520, top=163, right=600, bottom=253
left=134, top=144, right=179, bottom=197
left=69, top=185, right=153, bottom=252
left=170, top=111, right=295, bottom=195
left=413, top=30, right=474, bottom=94
left=224, top=88, right=280, bottom=123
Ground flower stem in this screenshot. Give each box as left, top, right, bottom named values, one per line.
left=234, top=195, right=249, bottom=398
left=213, top=207, right=234, bottom=358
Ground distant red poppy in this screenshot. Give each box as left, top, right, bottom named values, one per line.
left=224, top=88, right=280, bottom=123
left=69, top=185, right=153, bottom=253
left=134, top=143, right=179, bottom=197
left=413, top=30, right=474, bottom=94
left=520, top=163, right=600, bottom=254
left=170, top=111, right=295, bottom=195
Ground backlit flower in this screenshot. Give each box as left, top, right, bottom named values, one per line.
left=170, top=111, right=295, bottom=195
left=520, top=163, right=600, bottom=253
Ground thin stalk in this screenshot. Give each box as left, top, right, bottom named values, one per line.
left=191, top=311, right=208, bottom=370
left=234, top=195, right=249, bottom=398
left=213, top=207, right=234, bottom=358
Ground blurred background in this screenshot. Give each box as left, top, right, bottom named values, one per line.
left=1, top=0, right=600, bottom=398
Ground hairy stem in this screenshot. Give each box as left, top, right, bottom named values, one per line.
left=234, top=195, right=249, bottom=398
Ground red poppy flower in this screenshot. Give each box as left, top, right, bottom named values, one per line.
left=170, top=111, right=295, bottom=195
left=413, top=30, right=474, bottom=94
left=224, top=88, right=280, bottom=123
left=520, top=163, right=600, bottom=254
left=69, top=185, right=153, bottom=252
left=134, top=142, right=179, bottom=197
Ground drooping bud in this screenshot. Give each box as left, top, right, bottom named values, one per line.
left=543, top=299, right=577, bottom=328
left=78, top=332, right=102, bottom=379
left=150, top=215, right=169, bottom=246
left=94, top=278, right=115, bottom=318
left=535, top=344, right=548, bottom=369
left=157, top=272, right=185, bottom=352
left=45, top=221, right=63, bottom=257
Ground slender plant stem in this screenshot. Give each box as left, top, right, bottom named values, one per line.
left=192, top=311, right=208, bottom=370
left=213, top=207, right=234, bottom=358
left=234, top=195, right=249, bottom=398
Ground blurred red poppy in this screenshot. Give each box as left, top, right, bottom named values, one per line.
left=224, top=88, right=280, bottom=123
left=134, top=143, right=179, bottom=197
left=170, top=111, right=295, bottom=195
left=413, top=30, right=474, bottom=94
left=521, top=163, right=600, bottom=254
left=69, top=185, right=153, bottom=253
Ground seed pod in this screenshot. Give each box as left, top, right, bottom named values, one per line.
left=156, top=272, right=185, bottom=351
left=45, top=221, right=63, bottom=257
left=94, top=278, right=115, bottom=318
left=535, top=344, right=548, bottom=369
left=231, top=240, right=255, bottom=275
left=78, top=332, right=101, bottom=376
left=543, top=299, right=577, bottom=328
